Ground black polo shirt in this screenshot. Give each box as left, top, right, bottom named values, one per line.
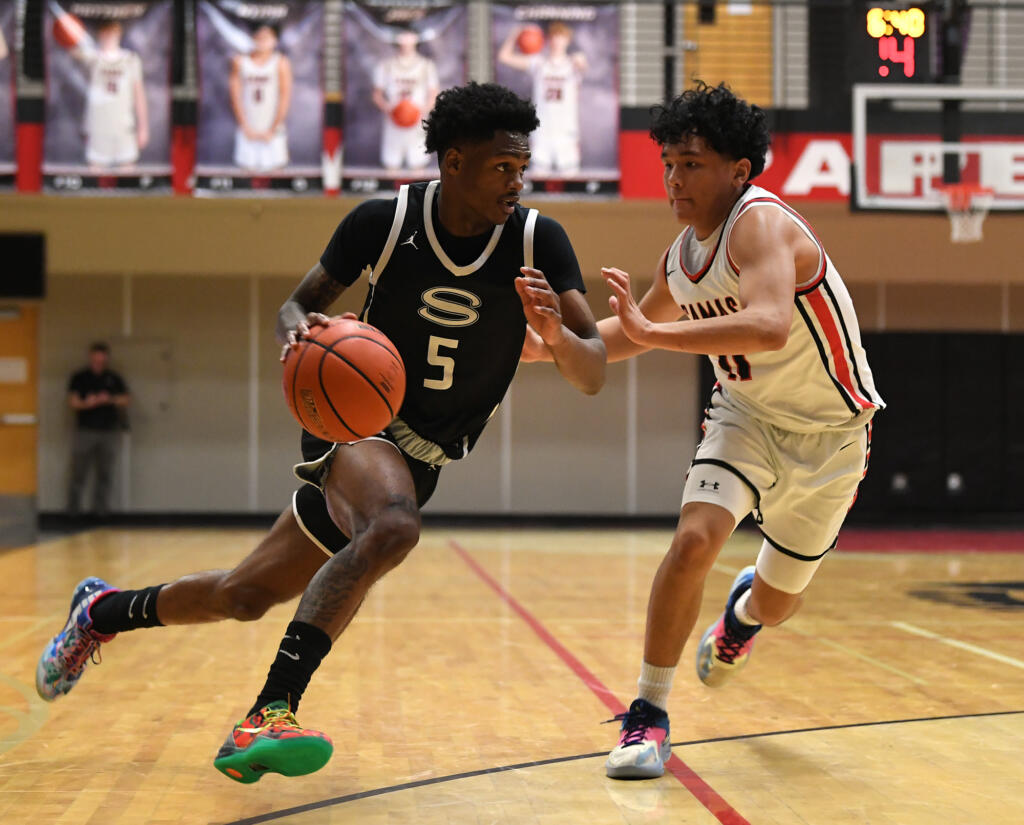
left=68, top=369, right=128, bottom=431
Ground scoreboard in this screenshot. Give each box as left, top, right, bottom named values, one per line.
left=866, top=7, right=927, bottom=78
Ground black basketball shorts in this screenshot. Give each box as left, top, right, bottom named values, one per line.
left=292, top=430, right=441, bottom=555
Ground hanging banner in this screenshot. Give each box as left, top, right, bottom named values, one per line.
left=43, top=1, right=172, bottom=192
left=0, top=0, right=14, bottom=188
left=492, top=2, right=619, bottom=195
left=342, top=1, right=466, bottom=194
left=196, top=0, right=323, bottom=195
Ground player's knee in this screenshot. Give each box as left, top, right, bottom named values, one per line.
left=363, top=502, right=420, bottom=571
left=665, top=527, right=718, bottom=574
left=216, top=578, right=279, bottom=622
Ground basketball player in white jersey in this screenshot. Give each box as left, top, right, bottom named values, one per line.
left=72, top=20, right=148, bottom=168
left=371, top=28, right=439, bottom=171
left=526, top=82, right=883, bottom=779
left=498, top=21, right=587, bottom=175
left=230, top=24, right=292, bottom=173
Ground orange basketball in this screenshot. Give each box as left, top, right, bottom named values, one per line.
left=391, top=99, right=421, bottom=128
left=282, top=319, right=406, bottom=443
left=53, top=12, right=87, bottom=50
left=517, top=25, right=544, bottom=55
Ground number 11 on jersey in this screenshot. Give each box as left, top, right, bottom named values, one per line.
left=718, top=354, right=752, bottom=381
left=425, top=335, right=458, bottom=390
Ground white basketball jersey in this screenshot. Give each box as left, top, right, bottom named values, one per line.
left=84, top=49, right=141, bottom=139
left=373, top=54, right=439, bottom=108
left=664, top=184, right=884, bottom=432
left=531, top=55, right=580, bottom=135
left=239, top=53, right=281, bottom=134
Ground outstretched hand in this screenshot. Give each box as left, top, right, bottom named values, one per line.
left=280, top=311, right=357, bottom=362
left=515, top=267, right=566, bottom=348
left=603, top=267, right=652, bottom=345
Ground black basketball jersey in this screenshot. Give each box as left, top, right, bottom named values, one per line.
left=322, top=180, right=583, bottom=461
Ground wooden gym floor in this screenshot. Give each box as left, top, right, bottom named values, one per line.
left=1, top=525, right=1022, bottom=824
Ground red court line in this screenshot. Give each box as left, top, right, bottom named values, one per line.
left=839, top=528, right=1024, bottom=553
left=450, top=540, right=751, bottom=825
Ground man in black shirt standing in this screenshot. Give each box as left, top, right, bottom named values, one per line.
left=66, top=342, right=130, bottom=519
left=36, top=83, right=606, bottom=784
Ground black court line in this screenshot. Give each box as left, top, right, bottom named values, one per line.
left=217, top=708, right=1023, bottom=825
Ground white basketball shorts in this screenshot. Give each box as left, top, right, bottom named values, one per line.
left=234, top=129, right=289, bottom=172
left=530, top=129, right=580, bottom=174
left=381, top=120, right=430, bottom=171
left=681, top=387, right=872, bottom=594
left=86, top=130, right=139, bottom=167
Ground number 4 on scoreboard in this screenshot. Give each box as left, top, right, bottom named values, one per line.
left=878, top=35, right=915, bottom=78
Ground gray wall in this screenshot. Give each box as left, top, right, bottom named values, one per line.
left=40, top=273, right=701, bottom=516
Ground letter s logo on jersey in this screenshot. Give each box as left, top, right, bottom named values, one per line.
left=418, top=287, right=482, bottom=328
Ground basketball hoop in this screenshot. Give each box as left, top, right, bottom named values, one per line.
left=937, top=183, right=994, bottom=243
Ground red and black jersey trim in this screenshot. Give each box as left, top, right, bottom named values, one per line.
left=794, top=298, right=860, bottom=415
left=675, top=197, right=744, bottom=284
left=726, top=197, right=826, bottom=291
left=760, top=529, right=838, bottom=562
left=821, top=279, right=881, bottom=407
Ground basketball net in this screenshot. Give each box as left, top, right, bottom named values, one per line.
left=937, top=184, right=994, bottom=243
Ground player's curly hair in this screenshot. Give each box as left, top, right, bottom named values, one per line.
left=650, top=82, right=771, bottom=179
left=424, top=82, right=539, bottom=157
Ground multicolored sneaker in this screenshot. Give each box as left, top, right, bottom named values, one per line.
left=35, top=576, right=118, bottom=701
left=696, top=565, right=761, bottom=687
left=604, top=698, right=672, bottom=779
left=213, top=701, right=334, bottom=784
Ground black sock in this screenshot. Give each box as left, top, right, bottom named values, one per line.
left=248, top=621, right=332, bottom=717
left=89, top=585, right=166, bottom=635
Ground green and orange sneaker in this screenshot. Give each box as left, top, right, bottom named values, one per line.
left=213, top=701, right=333, bottom=784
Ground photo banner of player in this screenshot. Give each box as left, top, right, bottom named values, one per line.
left=43, top=1, right=173, bottom=192
left=196, top=1, right=324, bottom=195
left=0, top=0, right=15, bottom=188
left=492, top=2, right=619, bottom=194
left=342, top=1, right=466, bottom=194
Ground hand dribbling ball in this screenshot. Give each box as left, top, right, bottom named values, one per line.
left=282, top=319, right=406, bottom=443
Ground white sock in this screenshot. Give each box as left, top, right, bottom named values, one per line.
left=637, top=662, right=675, bottom=712
left=732, top=588, right=760, bottom=626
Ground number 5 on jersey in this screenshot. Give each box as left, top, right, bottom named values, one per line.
left=425, top=335, right=458, bottom=390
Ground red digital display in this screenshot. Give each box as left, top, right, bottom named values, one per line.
left=867, top=7, right=925, bottom=78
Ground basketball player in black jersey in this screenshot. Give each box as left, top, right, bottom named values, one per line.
left=36, top=82, right=605, bottom=784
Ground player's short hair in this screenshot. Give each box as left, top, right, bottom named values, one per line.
left=650, top=81, right=771, bottom=179
left=89, top=341, right=110, bottom=354
left=96, top=19, right=122, bottom=33
left=424, top=82, right=539, bottom=157
left=548, top=21, right=572, bottom=37
left=252, top=22, right=279, bottom=38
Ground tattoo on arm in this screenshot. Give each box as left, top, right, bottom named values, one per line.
left=291, top=263, right=346, bottom=314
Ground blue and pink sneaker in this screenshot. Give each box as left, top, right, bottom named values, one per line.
left=605, top=698, right=672, bottom=779
left=35, top=576, right=118, bottom=701
left=696, top=565, right=761, bottom=687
